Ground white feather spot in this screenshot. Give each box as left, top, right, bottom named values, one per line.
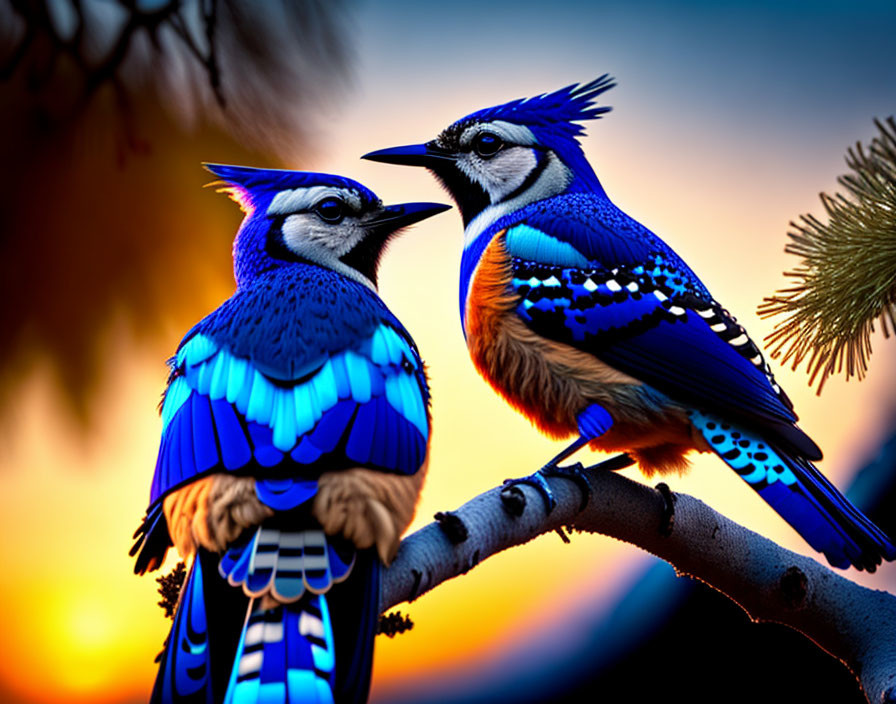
left=653, top=290, right=668, bottom=302
left=542, top=276, right=561, bottom=287
left=668, top=305, right=686, bottom=316
left=728, top=334, right=749, bottom=346
left=583, top=279, right=598, bottom=292
left=696, top=309, right=714, bottom=318
left=626, top=282, right=639, bottom=292
left=710, top=322, right=727, bottom=332
left=606, top=280, right=622, bottom=292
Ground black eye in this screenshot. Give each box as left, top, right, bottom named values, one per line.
left=314, top=197, right=345, bottom=223
left=473, top=132, right=504, bottom=158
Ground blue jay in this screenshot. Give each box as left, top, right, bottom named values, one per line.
left=362, top=77, right=896, bottom=572
left=131, top=164, right=448, bottom=703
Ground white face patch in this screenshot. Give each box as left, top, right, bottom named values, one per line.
left=279, top=212, right=378, bottom=289
left=266, top=185, right=381, bottom=290
left=463, top=151, right=573, bottom=249
left=448, top=120, right=574, bottom=248
left=281, top=213, right=365, bottom=259
left=456, top=146, right=538, bottom=204
left=267, top=186, right=363, bottom=217
left=454, top=121, right=542, bottom=204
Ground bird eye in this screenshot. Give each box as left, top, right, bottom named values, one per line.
left=473, top=132, right=504, bottom=158
left=313, top=197, right=346, bottom=223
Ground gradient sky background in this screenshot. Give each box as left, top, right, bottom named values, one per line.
left=1, top=1, right=895, bottom=702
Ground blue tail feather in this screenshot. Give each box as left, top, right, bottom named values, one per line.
left=224, top=595, right=336, bottom=704
left=689, top=409, right=896, bottom=570
left=221, top=527, right=355, bottom=603
left=329, top=550, right=380, bottom=704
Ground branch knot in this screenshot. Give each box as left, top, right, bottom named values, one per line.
left=779, top=566, right=808, bottom=610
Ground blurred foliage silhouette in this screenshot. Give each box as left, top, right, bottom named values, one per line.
left=0, top=0, right=354, bottom=422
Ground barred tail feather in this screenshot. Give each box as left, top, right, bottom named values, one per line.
left=224, top=594, right=336, bottom=704
left=689, top=409, right=896, bottom=571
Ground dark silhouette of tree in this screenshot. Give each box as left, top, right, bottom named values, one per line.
left=0, top=0, right=353, bottom=421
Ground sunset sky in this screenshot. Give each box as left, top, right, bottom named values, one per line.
left=1, top=1, right=895, bottom=702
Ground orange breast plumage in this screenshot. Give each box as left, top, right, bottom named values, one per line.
left=463, top=232, right=706, bottom=475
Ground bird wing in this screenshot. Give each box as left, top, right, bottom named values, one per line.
left=132, top=269, right=430, bottom=573
left=501, top=215, right=820, bottom=460
left=150, top=321, right=429, bottom=502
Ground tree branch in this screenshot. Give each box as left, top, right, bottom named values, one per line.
left=380, top=461, right=896, bottom=704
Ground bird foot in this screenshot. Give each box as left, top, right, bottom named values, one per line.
left=501, top=462, right=592, bottom=515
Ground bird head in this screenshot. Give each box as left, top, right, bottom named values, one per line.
left=204, top=164, right=450, bottom=289
left=362, top=76, right=615, bottom=229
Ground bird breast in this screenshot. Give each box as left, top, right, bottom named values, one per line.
left=463, top=231, right=706, bottom=475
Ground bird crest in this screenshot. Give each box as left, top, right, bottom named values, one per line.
left=456, top=75, right=616, bottom=145
left=203, top=163, right=378, bottom=214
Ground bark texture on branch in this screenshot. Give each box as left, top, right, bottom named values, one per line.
left=380, top=465, right=896, bottom=704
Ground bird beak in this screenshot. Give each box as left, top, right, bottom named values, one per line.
left=365, top=201, right=452, bottom=237
left=362, top=142, right=456, bottom=169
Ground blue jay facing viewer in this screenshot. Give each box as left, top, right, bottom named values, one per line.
left=363, top=77, right=896, bottom=572
left=131, top=164, right=449, bottom=703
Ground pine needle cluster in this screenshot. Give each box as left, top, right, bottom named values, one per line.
left=759, top=117, right=896, bottom=392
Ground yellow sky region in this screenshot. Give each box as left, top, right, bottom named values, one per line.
left=2, top=104, right=896, bottom=703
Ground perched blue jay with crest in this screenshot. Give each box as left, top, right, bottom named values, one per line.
left=363, top=76, right=896, bottom=571
left=131, top=164, right=448, bottom=703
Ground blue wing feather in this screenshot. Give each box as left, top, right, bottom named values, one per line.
left=152, top=433, right=167, bottom=502
left=370, top=397, right=388, bottom=467
left=210, top=398, right=252, bottom=470
left=346, top=400, right=377, bottom=465
left=291, top=437, right=324, bottom=465
left=383, top=402, right=398, bottom=470
left=192, top=394, right=220, bottom=474
left=507, top=245, right=819, bottom=457
left=309, top=400, right=356, bottom=454
left=177, top=398, right=195, bottom=487
left=499, top=195, right=709, bottom=292
left=246, top=422, right=284, bottom=468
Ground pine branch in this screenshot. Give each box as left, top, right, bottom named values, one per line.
left=380, top=461, right=896, bottom=704
left=759, top=117, right=896, bottom=392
